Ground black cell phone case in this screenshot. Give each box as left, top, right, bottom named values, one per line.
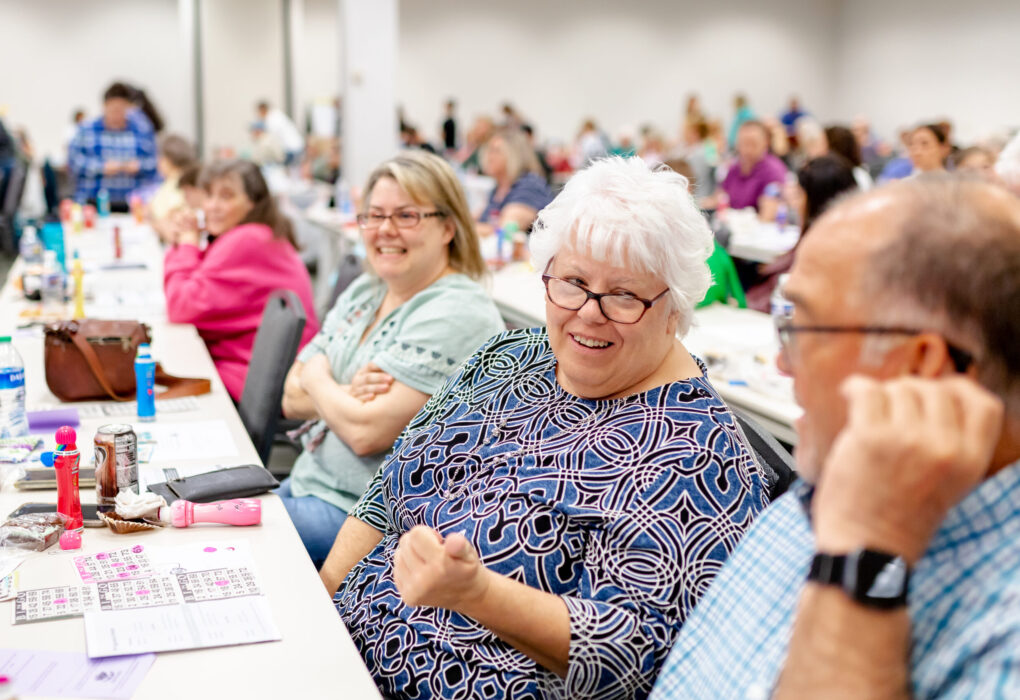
left=147, top=464, right=279, bottom=503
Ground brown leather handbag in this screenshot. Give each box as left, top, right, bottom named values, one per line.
left=44, top=320, right=211, bottom=402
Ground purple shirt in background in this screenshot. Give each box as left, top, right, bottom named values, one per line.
left=721, top=154, right=788, bottom=210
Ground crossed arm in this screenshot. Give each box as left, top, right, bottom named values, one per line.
left=281, top=356, right=428, bottom=457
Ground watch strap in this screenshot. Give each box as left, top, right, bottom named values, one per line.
left=808, top=549, right=909, bottom=610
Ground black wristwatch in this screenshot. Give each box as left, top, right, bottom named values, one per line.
left=807, top=548, right=910, bottom=609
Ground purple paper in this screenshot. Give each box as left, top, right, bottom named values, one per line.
left=0, top=648, right=155, bottom=699
left=27, top=407, right=80, bottom=431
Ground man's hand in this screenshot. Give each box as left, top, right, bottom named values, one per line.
left=103, top=160, right=122, bottom=175
left=123, top=160, right=141, bottom=174
left=813, top=375, right=1004, bottom=563
left=348, top=362, right=393, bottom=403
left=393, top=526, right=490, bottom=612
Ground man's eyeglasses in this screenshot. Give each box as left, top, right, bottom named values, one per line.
left=356, top=210, right=445, bottom=229
left=774, top=319, right=975, bottom=372
left=541, top=274, right=670, bottom=324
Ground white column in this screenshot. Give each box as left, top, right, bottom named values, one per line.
left=339, top=0, right=399, bottom=190
left=177, top=0, right=199, bottom=149
left=286, top=0, right=306, bottom=129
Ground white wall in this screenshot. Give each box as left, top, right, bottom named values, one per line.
left=397, top=0, right=842, bottom=145
left=200, top=0, right=286, bottom=156
left=835, top=0, right=1020, bottom=143
left=3, top=0, right=1019, bottom=166
left=295, top=0, right=343, bottom=130
left=0, top=0, right=191, bottom=164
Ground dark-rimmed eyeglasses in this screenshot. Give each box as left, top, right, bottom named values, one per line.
left=541, top=274, right=670, bottom=324
left=774, top=320, right=974, bottom=372
left=356, top=210, right=445, bottom=230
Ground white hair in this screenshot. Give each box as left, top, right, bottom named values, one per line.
left=994, top=130, right=1020, bottom=192
left=529, top=156, right=713, bottom=337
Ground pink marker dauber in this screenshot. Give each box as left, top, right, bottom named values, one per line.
left=158, top=499, right=262, bottom=528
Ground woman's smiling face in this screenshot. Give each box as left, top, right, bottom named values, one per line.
left=545, top=248, right=679, bottom=400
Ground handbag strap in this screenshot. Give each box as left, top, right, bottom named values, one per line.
left=68, top=331, right=212, bottom=401
left=68, top=330, right=134, bottom=401
left=155, top=364, right=211, bottom=399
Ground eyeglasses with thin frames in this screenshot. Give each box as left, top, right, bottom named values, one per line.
left=773, top=319, right=975, bottom=372
left=541, top=273, right=670, bottom=324
left=356, top=210, right=446, bottom=230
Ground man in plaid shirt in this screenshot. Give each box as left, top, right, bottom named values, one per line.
left=69, top=82, right=157, bottom=205
left=652, top=177, right=1020, bottom=699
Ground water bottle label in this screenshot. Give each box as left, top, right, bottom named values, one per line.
left=0, top=368, right=25, bottom=389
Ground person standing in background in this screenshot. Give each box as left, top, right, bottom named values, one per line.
left=683, top=93, right=705, bottom=132
left=780, top=96, right=807, bottom=137
left=69, top=82, right=157, bottom=209
left=63, top=109, right=86, bottom=161
left=727, top=93, right=755, bottom=149
left=127, top=85, right=165, bottom=134
left=256, top=100, right=304, bottom=166
left=441, top=99, right=457, bottom=152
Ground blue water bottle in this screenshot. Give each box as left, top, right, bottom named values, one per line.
left=135, top=344, right=156, bottom=422
left=97, top=188, right=111, bottom=218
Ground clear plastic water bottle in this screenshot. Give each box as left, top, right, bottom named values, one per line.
left=0, top=336, right=29, bottom=439
left=770, top=273, right=794, bottom=321
left=335, top=178, right=352, bottom=216
left=19, top=225, right=43, bottom=266
left=775, top=202, right=789, bottom=229
left=41, top=249, right=65, bottom=312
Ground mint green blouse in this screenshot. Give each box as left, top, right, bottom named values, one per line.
left=287, top=273, right=506, bottom=512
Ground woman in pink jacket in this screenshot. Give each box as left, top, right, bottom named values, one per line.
left=163, top=159, right=319, bottom=400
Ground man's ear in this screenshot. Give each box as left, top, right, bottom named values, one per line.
left=909, top=333, right=965, bottom=378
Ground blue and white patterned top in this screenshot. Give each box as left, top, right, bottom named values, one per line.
left=338, top=328, right=768, bottom=699
left=651, top=461, right=1020, bottom=700
left=69, top=113, right=157, bottom=202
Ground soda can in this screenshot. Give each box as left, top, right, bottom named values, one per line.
left=94, top=424, right=139, bottom=513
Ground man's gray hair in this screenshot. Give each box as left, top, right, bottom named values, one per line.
left=861, top=175, right=1020, bottom=412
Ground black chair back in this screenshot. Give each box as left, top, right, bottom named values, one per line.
left=732, top=409, right=797, bottom=501
left=238, top=290, right=307, bottom=466
left=326, top=252, right=363, bottom=313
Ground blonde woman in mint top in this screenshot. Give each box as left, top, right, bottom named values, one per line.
left=279, top=152, right=505, bottom=566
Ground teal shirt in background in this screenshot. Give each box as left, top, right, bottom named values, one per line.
left=288, top=272, right=506, bottom=512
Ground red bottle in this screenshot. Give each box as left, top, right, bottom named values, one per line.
left=54, top=426, right=84, bottom=530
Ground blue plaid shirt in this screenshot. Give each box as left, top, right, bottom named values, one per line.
left=652, top=460, right=1020, bottom=700
left=69, top=111, right=157, bottom=202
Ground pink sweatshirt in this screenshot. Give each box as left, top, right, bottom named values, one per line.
left=164, top=223, right=320, bottom=400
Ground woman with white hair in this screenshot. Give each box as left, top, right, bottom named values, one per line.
left=320, top=157, right=769, bottom=699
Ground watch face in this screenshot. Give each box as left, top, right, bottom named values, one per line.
left=850, top=549, right=909, bottom=608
